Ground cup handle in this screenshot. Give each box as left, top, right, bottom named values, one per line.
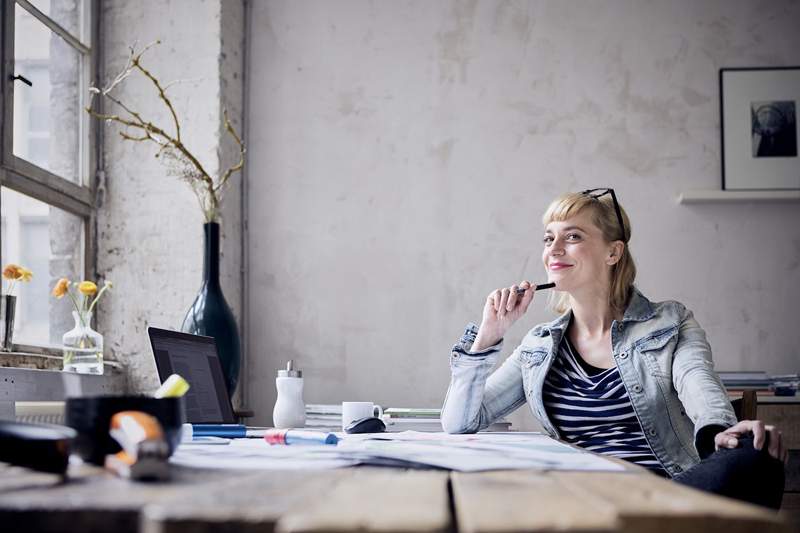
left=373, top=405, right=383, bottom=418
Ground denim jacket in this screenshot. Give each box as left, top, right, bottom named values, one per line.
left=441, top=288, right=738, bottom=477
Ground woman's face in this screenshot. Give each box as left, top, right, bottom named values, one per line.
left=541, top=209, right=617, bottom=292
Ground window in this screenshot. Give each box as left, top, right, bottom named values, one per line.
left=1, top=0, right=96, bottom=350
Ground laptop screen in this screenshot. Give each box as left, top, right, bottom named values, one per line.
left=148, top=327, right=236, bottom=424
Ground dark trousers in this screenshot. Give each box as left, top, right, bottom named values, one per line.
left=672, top=435, right=785, bottom=509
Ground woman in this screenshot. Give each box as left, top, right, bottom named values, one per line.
left=441, top=189, right=786, bottom=509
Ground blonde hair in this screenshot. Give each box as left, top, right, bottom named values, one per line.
left=541, top=192, right=636, bottom=314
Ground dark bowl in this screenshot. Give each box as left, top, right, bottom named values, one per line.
left=65, top=395, right=185, bottom=465
left=0, top=421, right=76, bottom=475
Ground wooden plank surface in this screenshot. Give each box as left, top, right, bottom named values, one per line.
left=0, top=462, right=343, bottom=533
left=451, top=470, right=620, bottom=532
left=452, top=470, right=790, bottom=533
left=1, top=460, right=792, bottom=533
left=275, top=468, right=451, bottom=533
left=0, top=462, right=450, bottom=533
left=552, top=471, right=788, bottom=533
left=141, top=467, right=345, bottom=533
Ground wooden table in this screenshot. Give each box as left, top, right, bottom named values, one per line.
left=0, top=460, right=789, bottom=533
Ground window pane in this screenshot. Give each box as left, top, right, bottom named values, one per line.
left=27, top=0, right=50, bottom=16
left=1, top=187, right=84, bottom=347
left=25, top=0, right=91, bottom=47
left=13, top=2, right=86, bottom=184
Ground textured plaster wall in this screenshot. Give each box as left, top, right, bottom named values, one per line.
left=97, top=0, right=245, bottom=396
left=246, top=0, right=800, bottom=429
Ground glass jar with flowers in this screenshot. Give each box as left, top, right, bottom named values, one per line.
left=52, top=278, right=112, bottom=374
left=1, top=264, right=33, bottom=351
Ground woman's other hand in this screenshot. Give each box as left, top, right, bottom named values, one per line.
left=472, top=281, right=536, bottom=351
left=714, top=420, right=788, bottom=463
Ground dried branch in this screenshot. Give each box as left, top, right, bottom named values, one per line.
left=118, top=131, right=152, bottom=142
left=215, top=108, right=246, bottom=194
left=84, top=41, right=243, bottom=222
left=131, top=49, right=182, bottom=142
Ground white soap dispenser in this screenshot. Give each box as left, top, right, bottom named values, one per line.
left=272, top=360, right=306, bottom=429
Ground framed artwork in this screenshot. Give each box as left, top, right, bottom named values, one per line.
left=720, top=67, right=800, bottom=190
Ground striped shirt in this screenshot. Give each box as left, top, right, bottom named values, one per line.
left=542, top=334, right=667, bottom=475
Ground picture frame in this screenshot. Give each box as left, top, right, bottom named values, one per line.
left=720, top=67, right=800, bottom=191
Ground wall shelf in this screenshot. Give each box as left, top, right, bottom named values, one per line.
left=678, top=190, right=800, bottom=204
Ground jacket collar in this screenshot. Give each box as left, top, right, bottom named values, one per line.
left=534, top=287, right=655, bottom=337
left=621, top=287, right=656, bottom=323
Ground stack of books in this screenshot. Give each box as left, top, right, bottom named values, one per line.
left=384, top=407, right=512, bottom=432
left=304, top=405, right=514, bottom=432
left=304, top=404, right=342, bottom=430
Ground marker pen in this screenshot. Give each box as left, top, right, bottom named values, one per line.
left=191, top=424, right=268, bottom=438
left=515, top=282, right=555, bottom=295
left=264, top=429, right=339, bottom=445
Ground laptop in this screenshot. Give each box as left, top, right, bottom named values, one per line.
left=148, top=327, right=237, bottom=424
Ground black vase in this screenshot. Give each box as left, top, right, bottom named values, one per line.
left=181, top=222, right=241, bottom=397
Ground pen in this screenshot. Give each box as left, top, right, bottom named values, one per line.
left=515, top=282, right=556, bottom=295
left=264, top=429, right=339, bottom=445
left=191, top=424, right=268, bottom=438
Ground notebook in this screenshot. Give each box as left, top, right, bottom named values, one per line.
left=148, top=327, right=237, bottom=424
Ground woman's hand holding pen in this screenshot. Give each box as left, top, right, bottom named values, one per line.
left=472, top=281, right=536, bottom=352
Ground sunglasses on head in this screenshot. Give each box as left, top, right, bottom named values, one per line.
left=581, top=188, right=627, bottom=242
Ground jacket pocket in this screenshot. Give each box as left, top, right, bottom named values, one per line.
left=635, top=325, right=679, bottom=353
left=519, top=347, right=548, bottom=368
left=634, top=325, right=678, bottom=379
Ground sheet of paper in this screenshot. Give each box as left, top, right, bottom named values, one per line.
left=170, top=439, right=359, bottom=470
left=170, top=431, right=625, bottom=472
left=336, top=432, right=625, bottom=472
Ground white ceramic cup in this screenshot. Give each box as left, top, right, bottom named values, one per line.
left=341, top=401, right=383, bottom=430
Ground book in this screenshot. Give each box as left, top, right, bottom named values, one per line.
left=385, top=416, right=512, bottom=433
left=717, top=371, right=772, bottom=390
left=305, top=404, right=342, bottom=415
left=384, top=408, right=441, bottom=419
left=303, top=413, right=341, bottom=421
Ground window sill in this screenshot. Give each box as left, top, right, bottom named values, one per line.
left=678, top=190, right=800, bottom=203
left=1, top=342, right=120, bottom=370
left=0, top=348, right=121, bottom=372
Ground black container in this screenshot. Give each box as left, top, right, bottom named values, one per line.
left=0, top=421, right=75, bottom=475
left=65, top=395, right=185, bottom=465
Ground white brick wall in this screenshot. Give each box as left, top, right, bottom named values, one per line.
left=97, top=0, right=245, bottom=398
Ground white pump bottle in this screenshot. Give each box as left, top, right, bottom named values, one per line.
left=272, top=360, right=306, bottom=429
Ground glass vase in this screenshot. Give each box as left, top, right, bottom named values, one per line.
left=0, top=294, right=16, bottom=351
left=62, top=310, right=104, bottom=374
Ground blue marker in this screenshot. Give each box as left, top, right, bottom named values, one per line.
left=264, top=429, right=339, bottom=445
left=191, top=424, right=267, bottom=438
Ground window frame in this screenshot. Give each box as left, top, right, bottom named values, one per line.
left=0, top=0, right=100, bottom=353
